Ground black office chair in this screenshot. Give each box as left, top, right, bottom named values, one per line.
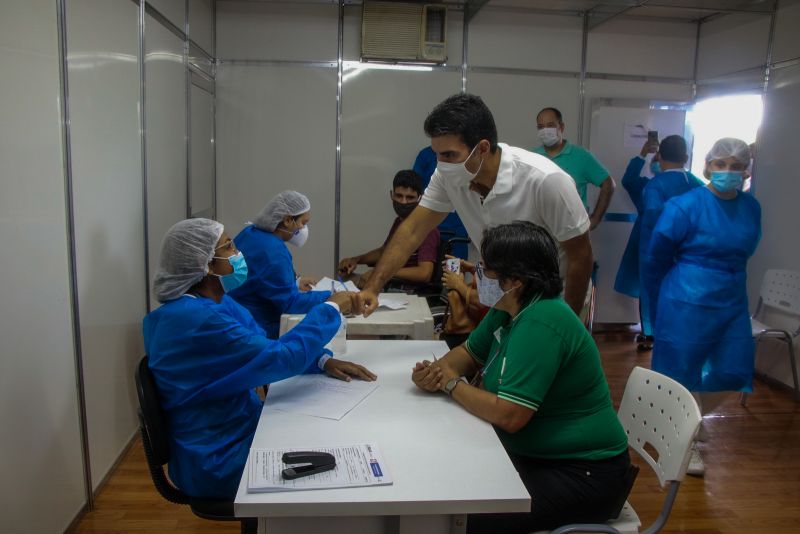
left=135, top=356, right=257, bottom=534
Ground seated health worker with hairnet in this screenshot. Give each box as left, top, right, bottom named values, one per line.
left=641, top=138, right=761, bottom=477
left=143, top=218, right=376, bottom=500
left=229, top=191, right=347, bottom=338
left=412, top=221, right=630, bottom=532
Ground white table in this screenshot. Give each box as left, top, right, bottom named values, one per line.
left=279, top=293, right=435, bottom=340
left=235, top=340, right=530, bottom=534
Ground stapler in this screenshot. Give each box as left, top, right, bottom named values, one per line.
left=281, top=451, right=336, bottom=480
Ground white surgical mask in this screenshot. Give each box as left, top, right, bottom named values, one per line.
left=476, top=263, right=514, bottom=308
left=288, top=225, right=309, bottom=247
left=538, top=127, right=561, bottom=148
left=435, top=144, right=483, bottom=187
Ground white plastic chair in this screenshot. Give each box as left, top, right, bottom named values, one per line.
left=742, top=269, right=800, bottom=405
left=548, top=367, right=702, bottom=534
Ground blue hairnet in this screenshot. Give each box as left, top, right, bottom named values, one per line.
left=153, top=218, right=224, bottom=302
left=705, top=138, right=751, bottom=165
left=252, top=191, right=311, bottom=231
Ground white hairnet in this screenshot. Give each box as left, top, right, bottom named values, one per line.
left=705, top=137, right=751, bottom=165
left=252, top=191, right=311, bottom=231
left=153, top=218, right=224, bottom=302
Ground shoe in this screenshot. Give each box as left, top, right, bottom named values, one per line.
left=636, top=341, right=653, bottom=352
left=687, top=445, right=705, bottom=477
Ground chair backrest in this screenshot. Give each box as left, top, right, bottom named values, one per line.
left=760, top=269, right=800, bottom=316
left=135, top=356, right=171, bottom=466
left=617, top=367, right=701, bottom=487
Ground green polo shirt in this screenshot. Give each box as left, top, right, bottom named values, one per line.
left=465, top=297, right=628, bottom=460
left=533, top=141, right=609, bottom=208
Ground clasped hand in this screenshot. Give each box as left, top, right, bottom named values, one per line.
left=411, top=359, right=459, bottom=392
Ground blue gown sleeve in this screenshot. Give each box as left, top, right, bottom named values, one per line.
left=264, top=250, right=332, bottom=314
left=186, top=301, right=341, bottom=404
left=641, top=200, right=691, bottom=323
left=621, top=157, right=648, bottom=213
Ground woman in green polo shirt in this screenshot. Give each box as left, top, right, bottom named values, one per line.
left=412, top=221, right=630, bottom=532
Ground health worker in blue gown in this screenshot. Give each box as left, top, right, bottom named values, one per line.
left=641, top=138, right=761, bottom=476
left=230, top=191, right=352, bottom=338
left=637, top=135, right=703, bottom=334
left=143, top=218, right=376, bottom=500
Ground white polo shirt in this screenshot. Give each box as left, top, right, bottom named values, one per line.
left=420, top=143, right=590, bottom=259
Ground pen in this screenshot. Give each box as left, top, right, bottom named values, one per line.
left=431, top=351, right=438, bottom=364
left=337, top=276, right=348, bottom=292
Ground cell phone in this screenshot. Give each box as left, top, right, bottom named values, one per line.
left=648, top=130, right=659, bottom=143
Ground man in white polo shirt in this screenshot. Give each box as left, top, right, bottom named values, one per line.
left=355, top=93, right=593, bottom=317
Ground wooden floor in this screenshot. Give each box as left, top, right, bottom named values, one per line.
left=72, top=329, right=800, bottom=533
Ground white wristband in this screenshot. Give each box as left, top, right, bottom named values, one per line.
left=318, top=352, right=333, bottom=371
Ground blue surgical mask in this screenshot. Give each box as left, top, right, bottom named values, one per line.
left=476, top=263, right=514, bottom=308
left=710, top=171, right=743, bottom=193
left=650, top=161, right=661, bottom=175
left=213, top=252, right=248, bottom=292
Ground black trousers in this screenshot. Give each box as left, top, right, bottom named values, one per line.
left=467, top=450, right=631, bottom=534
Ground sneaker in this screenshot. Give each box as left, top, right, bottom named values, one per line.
left=687, top=445, right=705, bottom=477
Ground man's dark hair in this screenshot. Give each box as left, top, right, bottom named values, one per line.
left=424, top=94, right=498, bottom=152
left=536, top=107, right=564, bottom=124
left=480, top=221, right=563, bottom=303
left=659, top=135, right=688, bottom=164
left=392, top=169, right=424, bottom=196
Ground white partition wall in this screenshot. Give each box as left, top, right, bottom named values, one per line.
left=145, top=13, right=188, bottom=306
left=0, top=1, right=86, bottom=532
left=66, top=0, right=145, bottom=490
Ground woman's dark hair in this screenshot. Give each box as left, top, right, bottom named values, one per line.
left=480, top=221, right=563, bottom=302
left=424, top=93, right=499, bottom=153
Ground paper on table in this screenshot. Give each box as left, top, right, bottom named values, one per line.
left=377, top=296, right=408, bottom=310
left=312, top=276, right=358, bottom=293
left=266, top=374, right=379, bottom=420
left=248, top=443, right=392, bottom=493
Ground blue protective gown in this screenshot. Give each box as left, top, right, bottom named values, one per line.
left=142, top=294, right=340, bottom=499
left=230, top=225, right=331, bottom=338
left=614, top=156, right=649, bottom=299
left=642, top=187, right=761, bottom=392
left=638, top=169, right=703, bottom=330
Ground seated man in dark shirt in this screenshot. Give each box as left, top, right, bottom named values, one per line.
left=338, top=170, right=440, bottom=289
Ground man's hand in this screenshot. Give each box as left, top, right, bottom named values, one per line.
left=640, top=139, right=658, bottom=157
left=338, top=257, right=359, bottom=276
left=326, top=291, right=356, bottom=315
left=297, top=276, right=317, bottom=292
left=324, top=358, right=377, bottom=382
left=442, top=270, right=466, bottom=292
left=411, top=360, right=443, bottom=392
left=354, top=289, right=379, bottom=317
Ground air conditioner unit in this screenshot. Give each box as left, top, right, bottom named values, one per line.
left=361, top=2, right=448, bottom=64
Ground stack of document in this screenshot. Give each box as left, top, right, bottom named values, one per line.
left=312, top=277, right=358, bottom=293
left=266, top=373, right=379, bottom=420
left=248, top=443, right=392, bottom=493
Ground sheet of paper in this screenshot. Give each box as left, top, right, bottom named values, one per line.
left=377, top=296, right=408, bottom=310
left=248, top=443, right=392, bottom=493
left=312, top=276, right=358, bottom=293
left=266, top=373, right=379, bottom=420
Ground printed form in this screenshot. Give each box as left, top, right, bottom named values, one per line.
left=265, top=374, right=379, bottom=420
left=248, top=443, right=392, bottom=493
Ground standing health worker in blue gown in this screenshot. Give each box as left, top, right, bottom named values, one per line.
left=638, top=135, right=703, bottom=329
left=230, top=191, right=347, bottom=338
left=143, top=218, right=376, bottom=500
left=641, top=138, right=760, bottom=475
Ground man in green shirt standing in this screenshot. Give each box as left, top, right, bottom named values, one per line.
left=533, top=107, right=616, bottom=230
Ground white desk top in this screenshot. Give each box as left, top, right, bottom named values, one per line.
left=280, top=294, right=434, bottom=339
left=235, top=340, right=530, bottom=518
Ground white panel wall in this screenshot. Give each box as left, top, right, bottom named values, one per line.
left=216, top=65, right=338, bottom=277
left=66, top=0, right=145, bottom=490
left=772, top=0, right=800, bottom=63
left=469, top=74, right=579, bottom=150
left=190, top=82, right=215, bottom=217
left=146, top=15, right=188, bottom=306
left=697, top=13, right=771, bottom=80
left=470, top=11, right=581, bottom=71
left=0, top=1, right=87, bottom=532
left=189, top=0, right=214, bottom=54
left=217, top=1, right=338, bottom=60
left=587, top=18, right=696, bottom=78
left=340, top=70, right=461, bottom=261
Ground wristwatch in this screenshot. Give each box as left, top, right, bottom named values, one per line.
left=444, top=376, right=467, bottom=396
